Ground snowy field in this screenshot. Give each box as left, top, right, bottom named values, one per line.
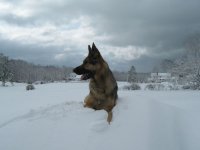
left=0, top=82, right=200, bottom=150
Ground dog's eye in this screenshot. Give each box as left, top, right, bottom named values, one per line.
left=91, top=59, right=98, bottom=65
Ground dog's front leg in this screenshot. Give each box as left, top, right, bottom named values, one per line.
left=83, top=95, right=96, bottom=109
left=107, top=111, right=113, bottom=124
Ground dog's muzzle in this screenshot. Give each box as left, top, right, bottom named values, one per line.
left=73, top=65, right=87, bottom=75
left=73, top=65, right=93, bottom=80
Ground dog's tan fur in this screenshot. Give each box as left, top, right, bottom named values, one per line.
left=73, top=43, right=118, bottom=123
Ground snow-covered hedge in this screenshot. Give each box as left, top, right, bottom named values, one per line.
left=182, top=84, right=200, bottom=90
left=145, top=83, right=180, bottom=91
left=26, top=84, right=35, bottom=91
left=182, top=85, right=192, bottom=90
left=122, top=83, right=141, bottom=90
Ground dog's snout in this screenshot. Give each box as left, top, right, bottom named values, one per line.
left=73, top=65, right=91, bottom=75
left=73, top=68, right=77, bottom=73
left=73, top=66, right=84, bottom=75
left=73, top=67, right=79, bottom=74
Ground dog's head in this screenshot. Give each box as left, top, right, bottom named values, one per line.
left=73, top=43, right=104, bottom=80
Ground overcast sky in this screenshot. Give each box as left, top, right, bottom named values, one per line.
left=0, top=0, right=200, bottom=72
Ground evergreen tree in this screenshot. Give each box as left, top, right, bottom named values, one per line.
left=127, top=66, right=137, bottom=83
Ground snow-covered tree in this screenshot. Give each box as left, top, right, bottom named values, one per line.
left=127, top=66, right=137, bottom=83
left=153, top=59, right=176, bottom=73
left=182, top=33, right=200, bottom=75
left=185, top=33, right=200, bottom=60
left=0, top=54, right=12, bottom=86
left=191, top=70, right=200, bottom=90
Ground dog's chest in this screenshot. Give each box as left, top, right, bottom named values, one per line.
left=89, top=80, right=105, bottom=95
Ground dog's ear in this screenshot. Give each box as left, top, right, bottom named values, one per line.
left=88, top=45, right=92, bottom=54
left=92, top=43, right=98, bottom=51
left=92, top=42, right=101, bottom=56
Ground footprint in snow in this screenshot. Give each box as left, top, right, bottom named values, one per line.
left=0, top=101, right=83, bottom=128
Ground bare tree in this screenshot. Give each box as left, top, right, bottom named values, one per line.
left=185, top=33, right=200, bottom=71
left=192, top=69, right=200, bottom=90
left=0, top=54, right=12, bottom=86
left=185, top=33, right=200, bottom=58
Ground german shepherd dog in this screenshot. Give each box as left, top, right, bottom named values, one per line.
left=73, top=43, right=118, bottom=123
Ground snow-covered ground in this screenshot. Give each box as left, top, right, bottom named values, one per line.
left=0, top=82, right=200, bottom=150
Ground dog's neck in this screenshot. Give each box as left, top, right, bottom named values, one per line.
left=92, top=61, right=109, bottom=82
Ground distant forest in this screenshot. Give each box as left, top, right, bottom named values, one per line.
left=0, top=53, right=73, bottom=83
left=0, top=53, right=128, bottom=84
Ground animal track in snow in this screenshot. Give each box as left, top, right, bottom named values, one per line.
left=0, top=101, right=84, bottom=128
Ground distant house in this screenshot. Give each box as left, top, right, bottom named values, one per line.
left=148, top=73, right=172, bottom=83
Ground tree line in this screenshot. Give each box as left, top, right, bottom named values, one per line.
left=0, top=53, right=130, bottom=87
left=153, top=33, right=200, bottom=77
left=152, top=33, right=200, bottom=89
left=0, top=53, right=72, bottom=86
